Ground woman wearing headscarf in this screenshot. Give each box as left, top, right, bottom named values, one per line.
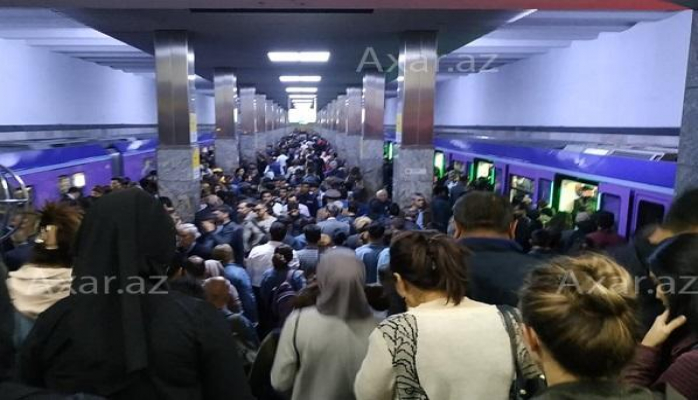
left=18, top=189, right=254, bottom=400
left=271, top=248, right=377, bottom=400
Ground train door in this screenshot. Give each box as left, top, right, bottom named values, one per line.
left=106, top=148, right=123, bottom=177
left=631, top=191, right=672, bottom=235
left=493, top=163, right=507, bottom=196
left=434, top=151, right=446, bottom=180
left=552, top=174, right=600, bottom=220
left=598, top=184, right=632, bottom=237
left=469, top=158, right=495, bottom=191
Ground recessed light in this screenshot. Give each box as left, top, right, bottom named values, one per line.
left=268, top=51, right=330, bottom=63
left=286, top=87, right=317, bottom=93
left=280, top=75, right=322, bottom=83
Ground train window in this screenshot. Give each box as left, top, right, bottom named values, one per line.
left=539, top=179, right=553, bottom=205
left=58, top=175, right=71, bottom=194
left=71, top=173, right=86, bottom=188
left=601, top=194, right=622, bottom=223
left=510, top=175, right=535, bottom=202
left=476, top=161, right=493, bottom=180
left=434, top=152, right=446, bottom=179
left=554, top=176, right=599, bottom=216
left=636, top=201, right=665, bottom=231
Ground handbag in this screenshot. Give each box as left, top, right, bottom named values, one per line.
left=497, top=305, right=547, bottom=400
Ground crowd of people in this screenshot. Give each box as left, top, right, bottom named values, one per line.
left=0, top=129, right=697, bottom=400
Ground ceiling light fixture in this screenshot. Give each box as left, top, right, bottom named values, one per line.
left=268, top=51, right=330, bottom=63
left=289, top=94, right=317, bottom=99
left=286, top=87, right=317, bottom=93
left=280, top=75, right=322, bottom=83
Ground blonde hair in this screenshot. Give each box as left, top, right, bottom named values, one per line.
left=520, top=254, right=638, bottom=379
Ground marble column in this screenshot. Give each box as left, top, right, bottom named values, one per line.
left=238, top=87, right=257, bottom=164
left=392, top=31, right=438, bottom=207
left=336, top=95, right=348, bottom=159
left=154, top=30, right=200, bottom=222
left=345, top=88, right=363, bottom=169
left=213, top=68, right=239, bottom=173
left=677, top=12, right=698, bottom=194
left=255, top=94, right=267, bottom=154
left=361, top=73, right=386, bottom=194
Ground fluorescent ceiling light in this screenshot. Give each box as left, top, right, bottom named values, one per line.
left=289, top=94, right=316, bottom=99
left=280, top=75, right=322, bottom=83
left=268, top=51, right=330, bottom=63
left=188, top=74, right=197, bottom=81
left=286, top=87, right=317, bottom=93
left=506, top=9, right=537, bottom=24
left=583, top=148, right=610, bottom=156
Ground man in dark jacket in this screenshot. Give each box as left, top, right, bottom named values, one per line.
left=453, top=191, right=540, bottom=307
left=202, top=205, right=246, bottom=266
left=431, top=185, right=452, bottom=233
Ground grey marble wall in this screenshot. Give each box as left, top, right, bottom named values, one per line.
left=344, top=135, right=362, bottom=169
left=678, top=12, right=698, bottom=194
left=392, top=146, right=434, bottom=208
left=215, top=137, right=240, bottom=174
left=157, top=145, right=201, bottom=223
left=239, top=134, right=258, bottom=164
left=361, top=138, right=385, bottom=194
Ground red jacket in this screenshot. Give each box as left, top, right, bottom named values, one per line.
left=623, top=330, right=698, bottom=399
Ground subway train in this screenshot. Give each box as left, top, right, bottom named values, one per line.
left=0, top=132, right=215, bottom=207
left=384, top=129, right=676, bottom=238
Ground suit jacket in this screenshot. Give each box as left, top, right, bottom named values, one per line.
left=318, top=218, right=350, bottom=237
left=210, top=222, right=245, bottom=265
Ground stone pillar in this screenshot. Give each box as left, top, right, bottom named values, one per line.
left=345, top=88, right=363, bottom=169
left=213, top=68, right=239, bottom=173
left=239, top=87, right=257, bottom=163
left=154, top=30, right=200, bottom=222
left=678, top=12, right=698, bottom=194
left=392, top=31, right=437, bottom=207
left=362, top=73, right=386, bottom=194
left=336, top=95, right=347, bottom=157
left=255, top=94, right=267, bottom=153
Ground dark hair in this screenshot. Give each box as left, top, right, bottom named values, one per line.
left=594, top=211, right=615, bottom=230
left=67, top=187, right=81, bottom=195
left=30, top=203, right=82, bottom=268
left=390, top=231, right=470, bottom=305
left=333, top=230, right=348, bottom=246
left=650, top=234, right=698, bottom=331
left=433, top=185, right=449, bottom=197
left=273, top=244, right=294, bottom=270
left=367, top=221, right=385, bottom=240
left=388, top=203, right=401, bottom=217
left=520, top=255, right=637, bottom=379
left=269, top=221, right=287, bottom=242
left=261, top=190, right=272, bottom=198
left=453, top=191, right=513, bottom=234
left=665, top=189, right=698, bottom=233
left=303, top=224, right=322, bottom=244
left=159, top=196, right=174, bottom=209
left=531, top=229, right=554, bottom=248
left=184, top=257, right=205, bottom=278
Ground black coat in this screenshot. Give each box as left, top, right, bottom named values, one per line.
left=459, top=237, right=541, bottom=307
left=210, top=222, right=245, bottom=265
left=19, top=293, right=254, bottom=400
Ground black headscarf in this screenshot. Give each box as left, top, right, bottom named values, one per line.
left=69, top=188, right=175, bottom=375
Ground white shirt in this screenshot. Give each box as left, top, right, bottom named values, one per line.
left=277, top=154, right=289, bottom=168
left=245, top=240, right=299, bottom=287
left=355, top=298, right=514, bottom=400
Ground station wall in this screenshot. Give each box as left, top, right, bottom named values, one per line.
left=434, top=11, right=693, bottom=129
left=0, top=37, right=215, bottom=127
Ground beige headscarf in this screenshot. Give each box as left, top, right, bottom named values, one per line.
left=6, top=264, right=72, bottom=319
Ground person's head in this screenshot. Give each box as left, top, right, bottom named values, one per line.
left=367, top=221, right=385, bottom=243
left=278, top=187, right=288, bottom=200
left=390, top=231, right=470, bottom=307
left=269, top=221, right=287, bottom=242
left=272, top=245, right=294, bottom=270
left=300, top=183, right=310, bottom=194
left=412, top=193, right=427, bottom=210
left=353, top=216, right=372, bottom=233
left=376, top=189, right=388, bottom=202
left=261, top=190, right=273, bottom=204
left=213, top=205, right=233, bottom=224
left=177, top=223, right=200, bottom=248
left=253, top=202, right=270, bottom=219
left=318, top=234, right=332, bottom=251
left=315, top=248, right=371, bottom=320
left=333, top=230, right=348, bottom=247
left=452, top=191, right=514, bottom=239
left=594, top=211, right=616, bottom=231
left=31, top=203, right=82, bottom=268
left=304, top=224, right=321, bottom=246
left=237, top=201, right=252, bottom=217
left=212, top=244, right=234, bottom=265
left=649, top=234, right=698, bottom=331
left=520, top=255, right=636, bottom=381
left=90, top=186, right=105, bottom=198
left=110, top=177, right=124, bottom=190
left=67, top=186, right=82, bottom=198
left=433, top=185, right=449, bottom=198
left=655, top=189, right=698, bottom=243
left=530, top=229, right=554, bottom=250
left=203, top=277, right=230, bottom=309
left=326, top=204, right=341, bottom=218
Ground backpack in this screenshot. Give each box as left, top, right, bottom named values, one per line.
left=271, top=270, right=299, bottom=326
